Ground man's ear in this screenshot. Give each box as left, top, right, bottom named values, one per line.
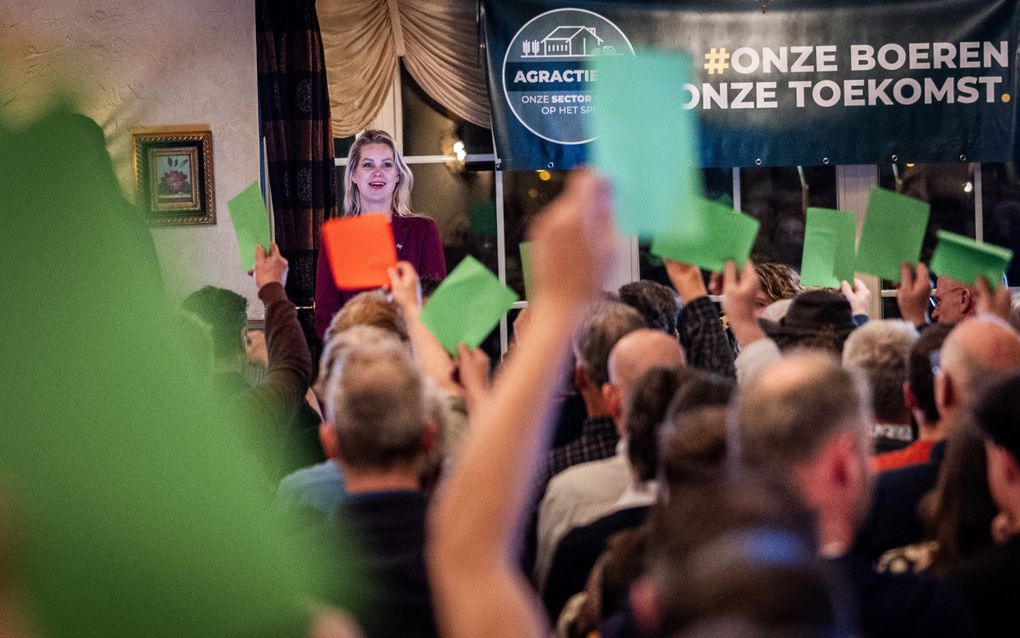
left=320, top=422, right=340, bottom=460
left=935, top=370, right=955, bottom=415
left=629, top=577, right=661, bottom=636
left=829, top=432, right=865, bottom=496
left=574, top=364, right=594, bottom=392
left=602, top=382, right=624, bottom=425
left=903, top=381, right=919, bottom=412
left=990, top=443, right=1020, bottom=488
left=420, top=421, right=439, bottom=456
left=961, top=287, right=976, bottom=315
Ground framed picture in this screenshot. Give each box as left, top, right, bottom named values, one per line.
left=132, top=125, right=215, bottom=225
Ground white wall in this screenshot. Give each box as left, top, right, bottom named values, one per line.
left=1, top=0, right=265, bottom=314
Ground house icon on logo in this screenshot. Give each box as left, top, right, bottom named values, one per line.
left=522, top=26, right=606, bottom=58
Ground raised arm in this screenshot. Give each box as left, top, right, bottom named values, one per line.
left=388, top=260, right=461, bottom=395
left=249, top=244, right=313, bottom=437
left=428, top=171, right=616, bottom=638
left=665, top=258, right=736, bottom=377
left=722, top=259, right=767, bottom=348
left=897, top=261, right=931, bottom=328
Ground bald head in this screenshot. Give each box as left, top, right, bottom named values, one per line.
left=939, top=315, right=1020, bottom=409
left=736, top=351, right=871, bottom=469
left=608, top=328, right=685, bottom=414
left=931, top=275, right=976, bottom=324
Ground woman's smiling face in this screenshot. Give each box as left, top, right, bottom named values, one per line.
left=352, top=143, right=398, bottom=213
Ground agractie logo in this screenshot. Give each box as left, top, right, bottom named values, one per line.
left=502, top=8, right=634, bottom=145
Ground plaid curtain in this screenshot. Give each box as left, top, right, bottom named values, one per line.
left=256, top=0, right=336, bottom=286
left=256, top=0, right=336, bottom=352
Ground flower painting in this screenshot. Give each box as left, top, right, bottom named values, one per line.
left=132, top=126, right=215, bottom=225
left=153, top=148, right=198, bottom=204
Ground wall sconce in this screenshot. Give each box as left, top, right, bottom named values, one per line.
left=441, top=133, right=466, bottom=174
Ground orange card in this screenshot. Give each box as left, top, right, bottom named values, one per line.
left=322, top=215, right=397, bottom=290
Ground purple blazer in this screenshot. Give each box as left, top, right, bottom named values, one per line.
left=314, top=214, right=447, bottom=339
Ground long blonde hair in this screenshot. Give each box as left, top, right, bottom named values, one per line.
left=342, top=130, right=415, bottom=217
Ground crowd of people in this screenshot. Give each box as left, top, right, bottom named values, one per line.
left=7, top=112, right=1020, bottom=637
left=220, top=168, right=1019, bottom=637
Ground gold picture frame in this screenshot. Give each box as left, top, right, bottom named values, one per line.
left=132, top=125, right=215, bottom=225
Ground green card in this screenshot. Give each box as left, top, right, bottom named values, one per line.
left=649, top=198, right=760, bottom=273
left=227, top=182, right=271, bottom=271
left=800, top=208, right=857, bottom=288
left=854, top=188, right=930, bottom=282
left=519, top=242, right=534, bottom=300
left=420, top=256, right=519, bottom=354
left=589, top=50, right=703, bottom=238
left=929, top=230, right=1013, bottom=288
left=2, top=108, right=354, bottom=638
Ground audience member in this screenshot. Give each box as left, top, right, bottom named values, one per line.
left=842, top=320, right=919, bottom=454
left=930, top=274, right=978, bottom=324
left=753, top=263, right=805, bottom=317
left=539, top=362, right=688, bottom=619
left=542, top=300, right=646, bottom=484
left=184, top=245, right=315, bottom=481
left=855, top=315, right=1020, bottom=561
left=323, top=289, right=409, bottom=345
left=876, top=423, right=996, bottom=576
left=278, top=326, right=404, bottom=522
left=618, top=280, right=680, bottom=336
left=663, top=258, right=736, bottom=377
left=897, top=263, right=981, bottom=327
left=632, top=472, right=850, bottom=638
left=736, top=352, right=977, bottom=637
left=950, top=371, right=1020, bottom=636
left=759, top=291, right=856, bottom=355
left=536, top=330, right=683, bottom=589
left=873, top=323, right=953, bottom=472
left=319, top=339, right=439, bottom=638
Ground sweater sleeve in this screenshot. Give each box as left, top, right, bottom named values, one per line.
left=314, top=243, right=340, bottom=339
left=678, top=296, right=737, bottom=378
left=251, top=282, right=313, bottom=435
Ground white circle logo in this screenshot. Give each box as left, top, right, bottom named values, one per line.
left=501, top=8, right=634, bottom=145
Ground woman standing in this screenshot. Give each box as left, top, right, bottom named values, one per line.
left=314, top=130, right=447, bottom=338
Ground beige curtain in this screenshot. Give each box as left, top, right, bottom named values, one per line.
left=317, top=0, right=490, bottom=137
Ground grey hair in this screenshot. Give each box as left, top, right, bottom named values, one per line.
left=572, top=299, right=646, bottom=387
left=326, top=340, right=427, bottom=470
left=842, top=320, right=918, bottom=422
left=315, top=325, right=406, bottom=418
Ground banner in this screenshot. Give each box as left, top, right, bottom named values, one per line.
left=481, top=0, right=1019, bottom=169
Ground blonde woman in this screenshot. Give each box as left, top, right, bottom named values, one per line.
left=314, top=130, right=446, bottom=338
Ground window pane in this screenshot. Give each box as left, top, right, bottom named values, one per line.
left=877, top=163, right=976, bottom=265
left=400, top=65, right=492, bottom=157
left=740, top=166, right=837, bottom=267
left=875, top=163, right=976, bottom=318
left=638, top=168, right=734, bottom=284
left=980, top=162, right=1020, bottom=285
left=409, top=163, right=498, bottom=275
left=502, top=170, right=569, bottom=298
